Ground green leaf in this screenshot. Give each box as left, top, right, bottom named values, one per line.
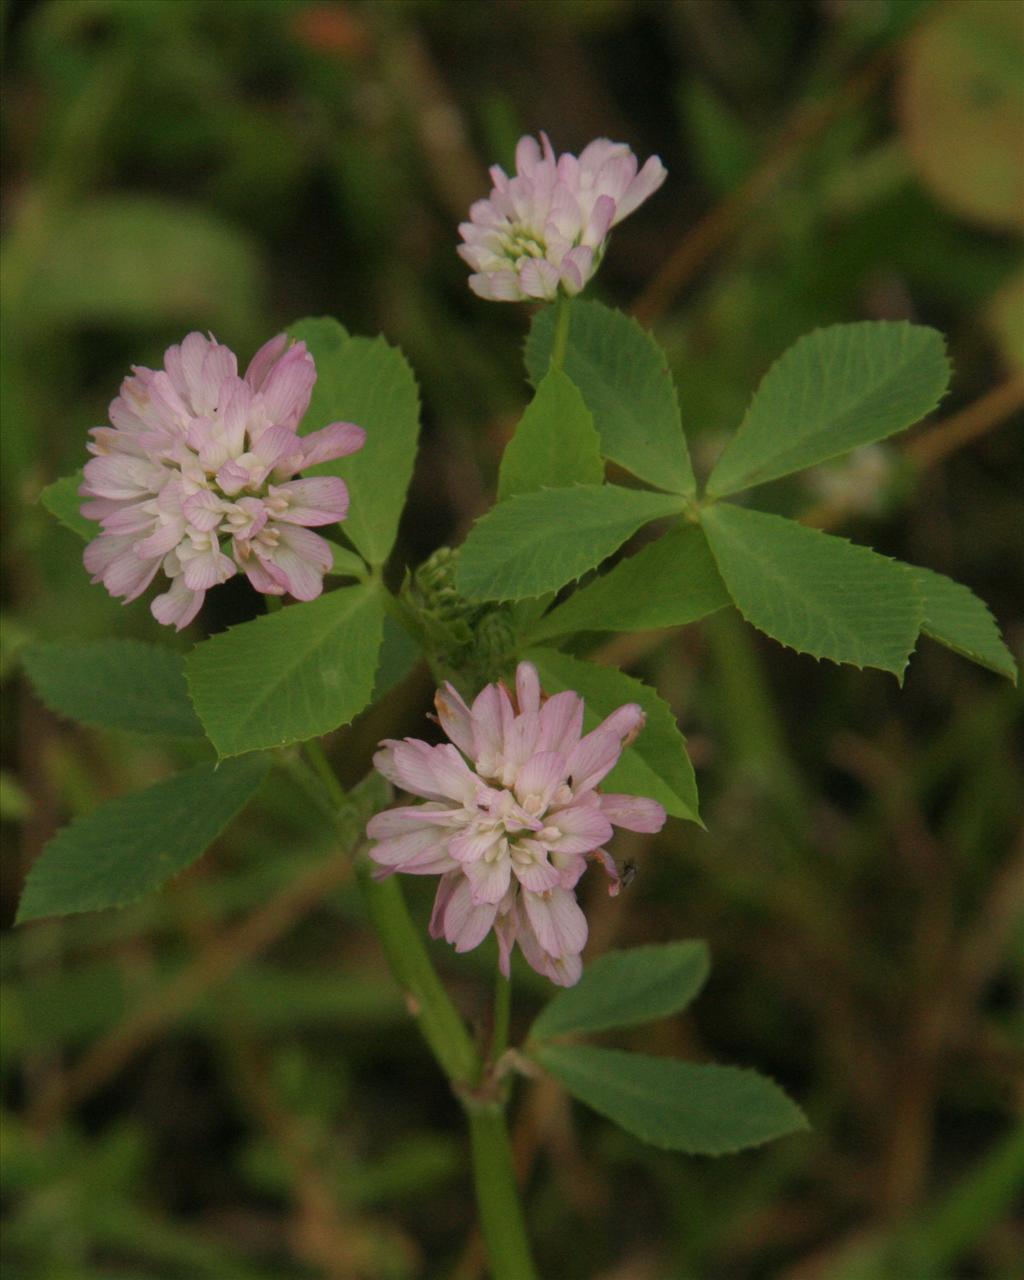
left=326, top=541, right=368, bottom=580
left=527, top=647, right=700, bottom=823
left=16, top=756, right=269, bottom=923
left=23, top=196, right=261, bottom=334
left=909, top=565, right=1017, bottom=682
left=530, top=942, right=710, bottom=1041
left=534, top=1044, right=808, bottom=1155
left=22, top=640, right=203, bottom=738
left=40, top=473, right=91, bottom=540
left=187, top=585, right=384, bottom=757
left=529, top=524, right=729, bottom=642
left=525, top=300, right=696, bottom=495
left=456, top=485, right=684, bottom=603
left=498, top=368, right=604, bottom=501
left=288, top=317, right=420, bottom=567
left=372, top=615, right=423, bottom=701
left=706, top=322, right=950, bottom=498
left=700, top=504, right=922, bottom=679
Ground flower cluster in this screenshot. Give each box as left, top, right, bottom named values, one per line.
left=80, top=332, right=365, bottom=629
left=457, top=132, right=667, bottom=302
left=367, top=662, right=666, bottom=986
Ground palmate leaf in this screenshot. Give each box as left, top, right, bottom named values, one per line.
left=16, top=755, right=269, bottom=923
left=706, top=322, right=950, bottom=498
left=534, top=1044, right=808, bottom=1155
left=23, top=640, right=203, bottom=738
left=700, top=504, right=922, bottom=679
left=530, top=942, right=710, bottom=1041
left=910, top=565, right=1017, bottom=681
left=498, top=368, right=604, bottom=500
left=529, top=523, right=730, bottom=642
left=525, top=299, right=696, bottom=495
left=527, top=647, right=700, bottom=823
left=456, top=484, right=684, bottom=603
left=288, top=317, right=420, bottom=568
left=186, top=584, right=384, bottom=757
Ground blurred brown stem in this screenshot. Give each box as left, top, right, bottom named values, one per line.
left=631, top=50, right=894, bottom=326
left=27, top=850, right=355, bottom=1132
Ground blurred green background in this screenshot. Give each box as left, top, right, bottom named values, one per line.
left=2, top=1, right=1022, bottom=1277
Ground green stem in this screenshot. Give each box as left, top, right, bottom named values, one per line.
left=355, top=858, right=480, bottom=1085
left=549, top=294, right=572, bottom=372
left=468, top=1106, right=540, bottom=1280
left=303, top=739, right=349, bottom=813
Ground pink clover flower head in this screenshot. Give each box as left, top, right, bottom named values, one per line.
left=79, top=332, right=366, bottom=628
left=457, top=132, right=667, bottom=303
left=366, top=661, right=667, bottom=987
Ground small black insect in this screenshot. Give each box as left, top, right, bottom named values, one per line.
left=619, top=861, right=637, bottom=889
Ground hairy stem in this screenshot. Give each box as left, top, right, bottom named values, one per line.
left=550, top=293, right=572, bottom=371
left=468, top=1105, right=541, bottom=1280
left=355, top=857, right=480, bottom=1085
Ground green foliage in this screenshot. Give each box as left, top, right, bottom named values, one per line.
left=40, top=472, right=91, bottom=540
left=16, top=755, right=269, bottom=922
left=530, top=942, right=709, bottom=1041
left=527, top=647, right=700, bottom=822
left=910, top=565, right=1018, bottom=681
left=706, top=322, right=950, bottom=498
left=186, top=585, right=384, bottom=756
left=533, top=1045, right=808, bottom=1155
left=498, top=368, right=603, bottom=500
left=326, top=541, right=369, bottom=580
left=456, top=484, right=684, bottom=602
left=700, top=504, right=922, bottom=678
left=23, top=196, right=262, bottom=335
left=288, top=317, right=420, bottom=568
left=372, top=615, right=423, bottom=701
left=525, top=299, right=696, bottom=495
left=22, top=639, right=203, bottom=738
left=529, top=523, right=730, bottom=642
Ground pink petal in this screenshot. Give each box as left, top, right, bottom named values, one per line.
left=566, top=729, right=622, bottom=793
left=435, top=683, right=475, bottom=756
left=518, top=258, right=560, bottom=301
left=366, top=804, right=461, bottom=839
left=259, top=526, right=332, bottom=601
left=369, top=825, right=452, bottom=870
left=439, top=877, right=499, bottom=953
left=538, top=690, right=584, bottom=755
left=513, top=857, right=561, bottom=894
left=267, top=477, right=349, bottom=526
left=546, top=802, right=614, bottom=856
left=259, top=341, right=316, bottom=431
left=150, top=578, right=205, bottom=630
left=515, top=662, right=541, bottom=714
left=465, top=855, right=512, bottom=905
left=614, top=154, right=668, bottom=223
left=513, top=750, right=566, bottom=809
left=449, top=827, right=503, bottom=864
left=244, top=333, right=290, bottom=391
left=299, top=421, right=366, bottom=468
left=387, top=740, right=479, bottom=805
left=522, top=888, right=588, bottom=960
left=599, top=793, right=667, bottom=833
left=596, top=702, right=645, bottom=745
